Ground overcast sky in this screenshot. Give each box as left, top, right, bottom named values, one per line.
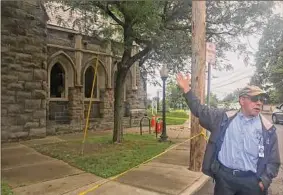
left=147, top=36, right=257, bottom=100
left=147, top=2, right=283, bottom=100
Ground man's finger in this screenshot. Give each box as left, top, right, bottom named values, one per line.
left=176, top=73, right=183, bottom=81
left=186, top=73, right=191, bottom=80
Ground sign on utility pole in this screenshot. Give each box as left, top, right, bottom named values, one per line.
left=206, top=42, right=216, bottom=65
left=189, top=1, right=207, bottom=171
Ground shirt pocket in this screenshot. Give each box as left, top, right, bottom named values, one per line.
left=244, top=136, right=259, bottom=159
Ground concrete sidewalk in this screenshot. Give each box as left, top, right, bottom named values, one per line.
left=2, top=123, right=209, bottom=195
left=66, top=139, right=209, bottom=195
left=1, top=137, right=104, bottom=195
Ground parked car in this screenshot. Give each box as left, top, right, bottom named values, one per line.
left=272, top=103, right=283, bottom=124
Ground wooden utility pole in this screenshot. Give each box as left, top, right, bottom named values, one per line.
left=189, top=0, right=207, bottom=171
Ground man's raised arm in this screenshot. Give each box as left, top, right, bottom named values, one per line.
left=176, top=73, right=225, bottom=131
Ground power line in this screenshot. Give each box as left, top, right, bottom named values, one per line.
left=212, top=68, right=254, bottom=86
left=212, top=72, right=252, bottom=86
left=213, top=75, right=252, bottom=89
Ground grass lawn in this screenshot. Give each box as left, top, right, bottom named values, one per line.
left=147, top=110, right=189, bottom=125
left=166, top=117, right=187, bottom=125
left=1, top=182, right=13, bottom=195
left=32, top=134, right=173, bottom=178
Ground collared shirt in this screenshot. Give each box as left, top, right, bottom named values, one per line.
left=218, top=112, right=263, bottom=173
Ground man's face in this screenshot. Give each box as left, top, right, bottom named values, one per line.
left=239, top=95, right=265, bottom=117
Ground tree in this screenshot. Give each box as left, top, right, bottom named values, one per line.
left=222, top=88, right=241, bottom=103
left=208, top=93, right=219, bottom=108
left=46, top=0, right=274, bottom=143
left=268, top=89, right=281, bottom=104
left=166, top=79, right=187, bottom=109
left=250, top=14, right=283, bottom=101
left=166, top=79, right=219, bottom=109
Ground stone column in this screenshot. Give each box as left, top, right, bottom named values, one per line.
left=128, top=67, right=147, bottom=127
left=131, top=45, right=139, bottom=90
left=105, top=40, right=112, bottom=89
left=75, top=34, right=82, bottom=85
left=99, top=88, right=114, bottom=129
left=68, top=86, right=84, bottom=131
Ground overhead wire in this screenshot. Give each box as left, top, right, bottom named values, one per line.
left=213, top=75, right=252, bottom=89
left=211, top=68, right=254, bottom=86
left=212, top=72, right=253, bottom=87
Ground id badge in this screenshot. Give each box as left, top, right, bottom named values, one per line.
left=259, top=145, right=264, bottom=158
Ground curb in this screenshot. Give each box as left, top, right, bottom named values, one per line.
left=179, top=174, right=210, bottom=195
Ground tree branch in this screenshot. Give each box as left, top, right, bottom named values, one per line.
left=126, top=46, right=153, bottom=68
left=139, top=53, right=151, bottom=67
left=165, top=24, right=191, bottom=31
left=106, top=4, right=124, bottom=27
left=134, top=37, right=152, bottom=46
left=91, top=2, right=124, bottom=27
left=207, top=28, right=237, bottom=40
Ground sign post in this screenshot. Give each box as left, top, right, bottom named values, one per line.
left=205, top=42, right=216, bottom=138
left=206, top=42, right=216, bottom=106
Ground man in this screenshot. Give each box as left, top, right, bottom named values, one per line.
left=176, top=73, right=280, bottom=195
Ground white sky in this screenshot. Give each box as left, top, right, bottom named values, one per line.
left=147, top=2, right=283, bottom=100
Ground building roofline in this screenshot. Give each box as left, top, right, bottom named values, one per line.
left=47, top=24, right=80, bottom=34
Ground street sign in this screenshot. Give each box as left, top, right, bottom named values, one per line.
left=206, top=42, right=216, bottom=65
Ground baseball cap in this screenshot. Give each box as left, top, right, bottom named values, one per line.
left=239, top=85, right=268, bottom=97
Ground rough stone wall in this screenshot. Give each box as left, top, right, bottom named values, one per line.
left=47, top=26, right=75, bottom=48
left=48, top=101, right=69, bottom=123
left=1, top=1, right=48, bottom=141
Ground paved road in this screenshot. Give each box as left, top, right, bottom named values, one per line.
left=194, top=115, right=283, bottom=195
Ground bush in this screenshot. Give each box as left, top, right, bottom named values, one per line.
left=1, top=182, right=13, bottom=195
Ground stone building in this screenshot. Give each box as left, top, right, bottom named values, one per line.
left=1, top=1, right=147, bottom=141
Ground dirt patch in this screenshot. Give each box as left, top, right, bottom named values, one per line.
left=21, top=136, right=65, bottom=147
left=58, top=130, right=112, bottom=141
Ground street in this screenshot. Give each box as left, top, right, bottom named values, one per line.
left=194, top=115, right=283, bottom=195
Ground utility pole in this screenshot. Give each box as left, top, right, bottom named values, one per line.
left=189, top=0, right=207, bottom=171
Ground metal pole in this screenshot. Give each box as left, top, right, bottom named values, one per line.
left=157, top=91, right=160, bottom=112
left=160, top=78, right=168, bottom=142
left=207, top=62, right=211, bottom=107
left=206, top=62, right=211, bottom=138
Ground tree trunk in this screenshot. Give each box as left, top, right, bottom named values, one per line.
left=112, top=69, right=127, bottom=143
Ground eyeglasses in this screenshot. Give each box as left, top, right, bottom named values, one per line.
left=248, top=95, right=266, bottom=103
